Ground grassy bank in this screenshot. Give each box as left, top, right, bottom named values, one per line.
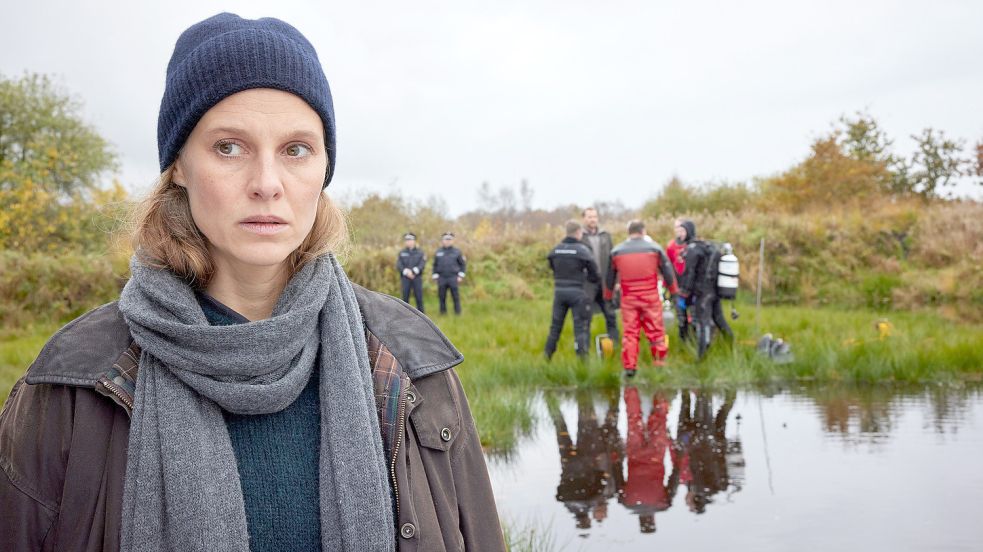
left=2, top=295, right=981, bottom=454
left=430, top=295, right=983, bottom=453
left=4, top=199, right=983, bottom=330
left=0, top=322, right=60, bottom=407
left=440, top=297, right=983, bottom=387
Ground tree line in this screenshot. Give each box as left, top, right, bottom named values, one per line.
left=2, top=71, right=981, bottom=254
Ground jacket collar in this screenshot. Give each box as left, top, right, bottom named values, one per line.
left=26, top=286, right=462, bottom=388
left=352, top=284, right=463, bottom=380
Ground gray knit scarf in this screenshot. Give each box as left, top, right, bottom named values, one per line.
left=117, top=254, right=395, bottom=552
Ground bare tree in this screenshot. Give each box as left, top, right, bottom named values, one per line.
left=974, top=140, right=983, bottom=186
left=476, top=181, right=496, bottom=212
left=497, top=186, right=517, bottom=217
left=519, top=179, right=534, bottom=212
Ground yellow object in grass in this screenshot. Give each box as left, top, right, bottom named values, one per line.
left=875, top=319, right=893, bottom=340
left=596, top=335, right=615, bottom=359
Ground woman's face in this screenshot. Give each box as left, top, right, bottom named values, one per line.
left=674, top=220, right=687, bottom=242
left=173, top=88, right=327, bottom=275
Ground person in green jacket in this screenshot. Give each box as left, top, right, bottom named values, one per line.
left=0, top=12, right=504, bottom=552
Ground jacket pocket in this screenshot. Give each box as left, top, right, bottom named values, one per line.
left=409, top=374, right=462, bottom=452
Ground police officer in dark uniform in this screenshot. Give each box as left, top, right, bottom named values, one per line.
left=432, top=232, right=467, bottom=315
left=396, top=232, right=426, bottom=312
left=545, top=221, right=600, bottom=360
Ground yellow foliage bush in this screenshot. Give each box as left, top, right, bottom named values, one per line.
left=0, top=179, right=128, bottom=252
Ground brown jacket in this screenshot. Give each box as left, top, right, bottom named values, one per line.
left=0, top=285, right=505, bottom=551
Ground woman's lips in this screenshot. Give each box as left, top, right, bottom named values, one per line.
left=239, top=216, right=287, bottom=235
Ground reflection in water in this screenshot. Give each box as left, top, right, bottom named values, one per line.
left=810, top=385, right=896, bottom=437
left=547, top=388, right=746, bottom=533
left=494, top=383, right=983, bottom=550
left=622, top=388, right=677, bottom=532
left=545, top=390, right=623, bottom=530
left=677, top=389, right=743, bottom=514
left=804, top=384, right=978, bottom=445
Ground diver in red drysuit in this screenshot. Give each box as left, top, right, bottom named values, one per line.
left=607, top=221, right=679, bottom=375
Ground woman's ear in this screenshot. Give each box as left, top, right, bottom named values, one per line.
left=172, top=157, right=187, bottom=188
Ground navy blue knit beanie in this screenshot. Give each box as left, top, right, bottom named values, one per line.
left=158, top=13, right=336, bottom=187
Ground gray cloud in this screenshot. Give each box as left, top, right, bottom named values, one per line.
left=3, top=0, right=981, bottom=213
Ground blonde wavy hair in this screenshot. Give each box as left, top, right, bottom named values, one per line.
left=131, top=164, right=348, bottom=287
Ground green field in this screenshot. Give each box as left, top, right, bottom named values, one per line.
left=438, top=297, right=983, bottom=386
left=422, top=296, right=983, bottom=454
left=3, top=296, right=982, bottom=456
left=0, top=322, right=60, bottom=408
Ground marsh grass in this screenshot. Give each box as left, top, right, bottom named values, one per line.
left=502, top=517, right=562, bottom=552
left=427, top=294, right=982, bottom=452
left=1, top=295, right=980, bottom=454
left=437, top=296, right=983, bottom=388
left=0, top=322, right=59, bottom=406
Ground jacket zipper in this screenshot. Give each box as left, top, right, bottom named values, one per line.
left=390, top=386, right=408, bottom=521
left=97, top=377, right=134, bottom=412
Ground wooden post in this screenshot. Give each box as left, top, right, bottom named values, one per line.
left=755, top=237, right=764, bottom=338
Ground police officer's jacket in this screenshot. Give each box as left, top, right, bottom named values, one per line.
left=548, top=237, right=600, bottom=289
left=432, top=246, right=466, bottom=279
left=396, top=247, right=426, bottom=277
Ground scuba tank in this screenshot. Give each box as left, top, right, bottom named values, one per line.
left=716, top=242, right=739, bottom=300
left=658, top=278, right=676, bottom=325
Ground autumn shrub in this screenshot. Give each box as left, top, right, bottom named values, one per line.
left=0, top=250, right=125, bottom=330
left=758, top=136, right=892, bottom=212
left=1, top=73, right=124, bottom=253
left=3, top=190, right=981, bottom=329
left=343, top=220, right=557, bottom=302
left=344, top=191, right=452, bottom=248
left=641, top=176, right=758, bottom=217
left=0, top=183, right=129, bottom=252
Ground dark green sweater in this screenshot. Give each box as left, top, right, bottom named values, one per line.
left=197, top=292, right=321, bottom=551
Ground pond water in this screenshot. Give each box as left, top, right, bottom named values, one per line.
left=488, top=384, right=983, bottom=551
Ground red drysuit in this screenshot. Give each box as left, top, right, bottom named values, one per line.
left=622, top=388, right=676, bottom=518
left=666, top=239, right=686, bottom=277
left=608, top=237, right=679, bottom=369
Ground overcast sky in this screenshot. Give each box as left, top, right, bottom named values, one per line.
left=3, top=0, right=981, bottom=214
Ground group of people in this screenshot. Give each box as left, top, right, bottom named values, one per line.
left=547, top=388, right=743, bottom=533
left=395, top=231, right=467, bottom=315
left=546, top=208, right=734, bottom=375
left=667, top=220, right=736, bottom=359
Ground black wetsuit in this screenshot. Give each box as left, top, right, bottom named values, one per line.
left=680, top=239, right=733, bottom=359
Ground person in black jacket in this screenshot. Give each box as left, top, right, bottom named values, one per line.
left=396, top=232, right=426, bottom=312
left=678, top=220, right=733, bottom=359
left=432, top=232, right=467, bottom=315
left=545, top=221, right=600, bottom=360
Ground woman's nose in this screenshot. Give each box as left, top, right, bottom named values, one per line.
left=248, top=154, right=284, bottom=200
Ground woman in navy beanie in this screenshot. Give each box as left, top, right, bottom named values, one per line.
left=0, top=13, right=505, bottom=552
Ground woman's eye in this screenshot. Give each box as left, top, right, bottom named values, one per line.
left=285, top=143, right=313, bottom=158
left=216, top=142, right=243, bottom=156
